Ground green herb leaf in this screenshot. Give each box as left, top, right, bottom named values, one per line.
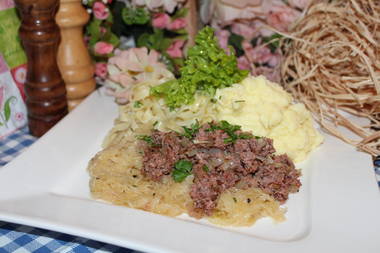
left=172, top=160, right=193, bottom=182
left=238, top=133, right=254, bottom=140
left=207, top=120, right=255, bottom=144
left=134, top=101, right=143, bottom=108
left=137, top=135, right=159, bottom=147
left=202, top=165, right=209, bottom=172
left=182, top=120, right=200, bottom=139
left=151, top=27, right=248, bottom=109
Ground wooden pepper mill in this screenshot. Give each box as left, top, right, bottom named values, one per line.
left=14, top=0, right=68, bottom=137
left=56, top=0, right=96, bottom=111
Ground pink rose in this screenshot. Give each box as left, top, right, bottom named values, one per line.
left=95, top=62, right=108, bottom=79
left=267, top=52, right=281, bottom=68
left=215, top=29, right=230, bottom=53
left=231, top=22, right=258, bottom=41
left=251, top=66, right=281, bottom=83
left=94, top=41, right=114, bottom=55
left=242, top=41, right=272, bottom=64
left=93, top=2, right=109, bottom=20
left=267, top=3, right=301, bottom=32
left=167, top=40, right=185, bottom=58
left=237, top=56, right=251, bottom=70
left=167, top=18, right=187, bottom=30
left=288, top=0, right=310, bottom=10
left=152, top=13, right=170, bottom=29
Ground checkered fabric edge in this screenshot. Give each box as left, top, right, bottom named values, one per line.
left=0, top=221, right=139, bottom=253
left=0, top=127, right=36, bottom=167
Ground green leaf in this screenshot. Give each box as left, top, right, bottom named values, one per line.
left=122, top=7, right=150, bottom=25
left=87, top=19, right=102, bottom=40
left=134, top=101, right=143, bottom=108
left=172, top=7, right=188, bottom=19
left=136, top=33, right=151, bottom=48
left=263, top=33, right=283, bottom=53
left=206, top=120, right=255, bottom=144
left=159, top=38, right=173, bottom=52
left=172, top=57, right=184, bottom=66
left=174, top=28, right=188, bottom=35
left=106, top=11, right=114, bottom=23
left=228, top=33, right=244, bottom=56
left=137, top=135, right=160, bottom=147
left=136, top=30, right=164, bottom=50
left=4, top=96, right=16, bottom=122
left=107, top=33, right=120, bottom=47
left=172, top=160, right=193, bottom=182
left=181, top=120, right=200, bottom=139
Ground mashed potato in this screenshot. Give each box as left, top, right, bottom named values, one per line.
left=215, top=76, right=323, bottom=163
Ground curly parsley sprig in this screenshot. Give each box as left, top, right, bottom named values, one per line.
left=151, top=27, right=249, bottom=109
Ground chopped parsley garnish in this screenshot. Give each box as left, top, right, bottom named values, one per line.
left=137, top=135, right=159, bottom=147
left=207, top=120, right=257, bottom=144
left=234, top=100, right=245, bottom=103
left=153, top=121, right=158, bottom=127
left=182, top=120, right=201, bottom=139
left=172, top=160, right=193, bottom=182
left=202, top=165, right=209, bottom=172
left=134, top=101, right=143, bottom=108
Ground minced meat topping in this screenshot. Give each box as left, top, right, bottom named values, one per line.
left=139, top=121, right=301, bottom=216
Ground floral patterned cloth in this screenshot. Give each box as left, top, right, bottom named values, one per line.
left=0, top=54, right=27, bottom=139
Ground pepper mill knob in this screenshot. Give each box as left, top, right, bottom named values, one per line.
left=14, top=0, right=68, bottom=137
left=56, top=0, right=96, bottom=111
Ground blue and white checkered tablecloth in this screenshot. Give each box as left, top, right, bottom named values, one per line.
left=0, top=127, right=139, bottom=253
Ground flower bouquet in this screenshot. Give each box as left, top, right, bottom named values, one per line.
left=200, top=0, right=311, bottom=83
left=83, top=0, right=196, bottom=83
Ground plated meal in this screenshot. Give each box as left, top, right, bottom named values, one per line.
left=87, top=27, right=323, bottom=227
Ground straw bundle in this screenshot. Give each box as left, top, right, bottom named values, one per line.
left=281, top=0, right=380, bottom=156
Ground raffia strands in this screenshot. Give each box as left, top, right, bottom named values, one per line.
left=281, top=0, right=380, bottom=156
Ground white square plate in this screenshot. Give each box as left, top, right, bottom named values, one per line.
left=0, top=89, right=379, bottom=253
